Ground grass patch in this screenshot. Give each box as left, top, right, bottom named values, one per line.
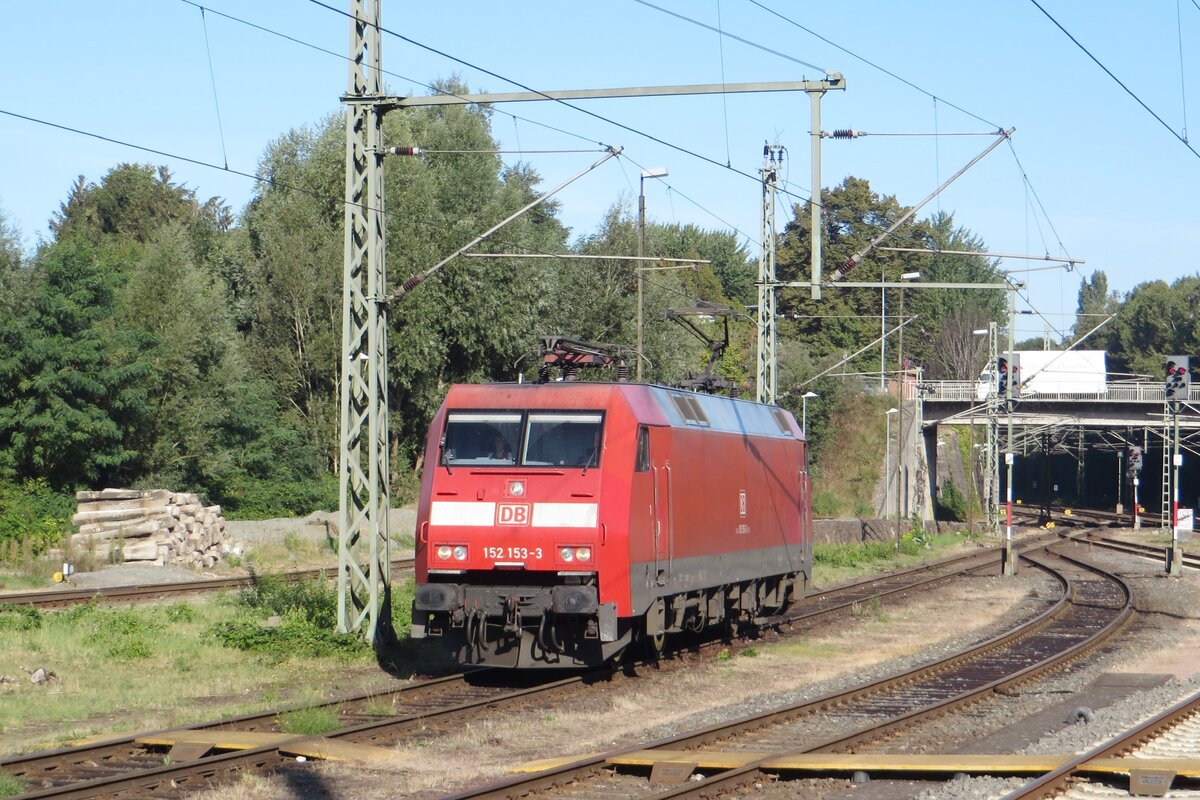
left=0, top=583, right=407, bottom=755
left=277, top=705, right=341, bottom=736
left=769, top=639, right=843, bottom=659
left=0, top=771, right=23, bottom=798
left=206, top=575, right=366, bottom=663
left=812, top=532, right=979, bottom=587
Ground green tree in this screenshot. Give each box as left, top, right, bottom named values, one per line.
left=240, top=82, right=573, bottom=492
left=903, top=211, right=1006, bottom=378
left=0, top=206, right=31, bottom=320
left=0, top=236, right=153, bottom=487
left=1069, top=270, right=1119, bottom=351
left=1106, top=276, right=1200, bottom=378
left=50, top=164, right=225, bottom=245
left=774, top=177, right=931, bottom=401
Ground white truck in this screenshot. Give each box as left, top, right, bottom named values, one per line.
left=976, top=350, right=1107, bottom=400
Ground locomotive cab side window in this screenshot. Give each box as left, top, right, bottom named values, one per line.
left=635, top=426, right=650, bottom=472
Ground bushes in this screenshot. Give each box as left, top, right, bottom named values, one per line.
left=206, top=575, right=367, bottom=662
left=0, top=479, right=74, bottom=564
left=937, top=478, right=968, bottom=521
left=214, top=475, right=337, bottom=521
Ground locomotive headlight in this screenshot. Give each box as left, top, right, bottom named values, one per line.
left=453, top=545, right=468, bottom=561
left=574, top=547, right=591, bottom=563
left=559, top=546, right=574, bottom=562
left=436, top=545, right=452, bottom=560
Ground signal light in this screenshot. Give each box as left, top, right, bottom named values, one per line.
left=997, top=357, right=1008, bottom=396
left=1165, top=355, right=1190, bottom=402
left=1127, top=446, right=1143, bottom=474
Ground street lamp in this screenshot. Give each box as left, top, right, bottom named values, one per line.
left=637, top=166, right=669, bottom=381
left=801, top=391, right=819, bottom=433
left=885, top=407, right=899, bottom=536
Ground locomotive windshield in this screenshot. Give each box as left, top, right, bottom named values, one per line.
left=440, top=411, right=603, bottom=468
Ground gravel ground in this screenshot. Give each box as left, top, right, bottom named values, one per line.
left=902, top=541, right=1200, bottom=800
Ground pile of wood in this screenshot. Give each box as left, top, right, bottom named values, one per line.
left=70, top=489, right=241, bottom=568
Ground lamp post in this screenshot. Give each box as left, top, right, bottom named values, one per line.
left=885, top=407, right=899, bottom=546
left=637, top=166, right=668, bottom=381
left=801, top=391, right=818, bottom=433
left=895, top=272, right=920, bottom=520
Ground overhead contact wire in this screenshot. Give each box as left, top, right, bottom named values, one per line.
left=1028, top=0, right=1200, bottom=159
left=304, top=0, right=813, bottom=204
left=197, top=6, right=229, bottom=170
left=177, top=0, right=602, bottom=149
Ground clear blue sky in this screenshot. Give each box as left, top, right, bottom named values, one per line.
left=3, top=1, right=1198, bottom=345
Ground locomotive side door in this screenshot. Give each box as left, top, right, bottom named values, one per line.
left=649, top=427, right=672, bottom=585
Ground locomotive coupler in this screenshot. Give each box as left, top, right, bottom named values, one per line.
left=502, top=595, right=521, bottom=634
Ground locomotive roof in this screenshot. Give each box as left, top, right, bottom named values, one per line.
left=443, top=382, right=802, bottom=440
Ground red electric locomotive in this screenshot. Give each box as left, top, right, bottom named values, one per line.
left=410, top=382, right=813, bottom=668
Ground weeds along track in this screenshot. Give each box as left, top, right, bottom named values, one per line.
left=0, top=539, right=1071, bottom=800
left=0, top=558, right=415, bottom=610
left=434, top=546, right=1132, bottom=800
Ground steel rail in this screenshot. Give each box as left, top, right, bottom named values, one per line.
left=999, top=689, right=1200, bottom=799
left=0, top=558, right=415, bottom=610
left=1081, top=533, right=1200, bottom=570
left=4, top=539, right=1064, bottom=800
left=434, top=547, right=1132, bottom=800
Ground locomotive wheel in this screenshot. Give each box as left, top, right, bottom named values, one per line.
left=638, top=622, right=666, bottom=659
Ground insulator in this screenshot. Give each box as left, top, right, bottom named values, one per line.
left=387, top=146, right=422, bottom=156
left=538, top=364, right=551, bottom=384
left=831, top=129, right=858, bottom=139
left=564, top=365, right=580, bottom=382
left=616, top=363, right=629, bottom=382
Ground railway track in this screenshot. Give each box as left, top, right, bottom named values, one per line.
left=0, top=557, right=414, bottom=610
left=1004, top=688, right=1200, bottom=798
left=1081, top=532, right=1200, bottom=570
left=433, top=546, right=1132, bottom=799
left=2, top=536, right=1070, bottom=800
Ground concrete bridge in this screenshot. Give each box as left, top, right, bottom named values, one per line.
left=888, top=379, right=1200, bottom=530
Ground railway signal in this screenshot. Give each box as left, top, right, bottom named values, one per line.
left=1127, top=446, right=1143, bottom=476
left=1165, top=355, right=1190, bottom=401
left=997, top=357, right=1008, bottom=396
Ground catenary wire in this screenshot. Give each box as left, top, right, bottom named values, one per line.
left=632, top=0, right=826, bottom=73
left=197, top=6, right=229, bottom=170
left=304, top=0, right=814, bottom=204
left=1029, top=0, right=1200, bottom=160
left=177, top=0, right=603, bottom=149
left=743, top=0, right=1002, bottom=130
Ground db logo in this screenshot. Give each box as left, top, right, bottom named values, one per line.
left=497, top=503, right=531, bottom=526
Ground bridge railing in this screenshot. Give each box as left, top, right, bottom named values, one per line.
left=918, top=381, right=1184, bottom=404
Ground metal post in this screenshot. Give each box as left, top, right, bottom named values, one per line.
left=638, top=167, right=668, bottom=382
left=637, top=186, right=645, bottom=380
left=337, top=0, right=392, bottom=643
left=807, top=75, right=845, bottom=299
left=1002, top=286, right=1018, bottom=576
left=886, top=407, right=899, bottom=547
left=802, top=391, right=818, bottom=433
left=880, top=266, right=886, bottom=392
left=1169, top=410, right=1183, bottom=576
left=756, top=148, right=780, bottom=403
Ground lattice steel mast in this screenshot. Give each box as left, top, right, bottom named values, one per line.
left=337, top=0, right=394, bottom=642
left=756, top=145, right=782, bottom=404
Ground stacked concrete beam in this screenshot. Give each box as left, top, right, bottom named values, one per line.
left=71, top=489, right=241, bottom=568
